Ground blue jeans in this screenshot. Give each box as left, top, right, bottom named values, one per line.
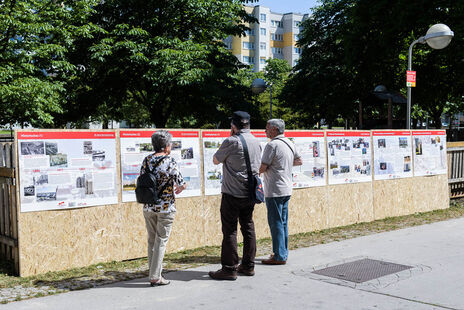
left=265, top=196, right=290, bottom=261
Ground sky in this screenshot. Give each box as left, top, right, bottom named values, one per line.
left=250, top=0, right=319, bottom=14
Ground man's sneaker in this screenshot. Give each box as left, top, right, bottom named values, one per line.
left=261, top=256, right=286, bottom=265
left=208, top=268, right=237, bottom=280
left=237, top=264, right=255, bottom=276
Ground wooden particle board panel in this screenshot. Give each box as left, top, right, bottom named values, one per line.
left=413, top=174, right=449, bottom=213
left=326, top=182, right=374, bottom=228
left=373, top=178, right=416, bottom=220
left=289, top=186, right=328, bottom=234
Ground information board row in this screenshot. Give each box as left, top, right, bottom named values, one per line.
left=16, top=130, right=447, bottom=212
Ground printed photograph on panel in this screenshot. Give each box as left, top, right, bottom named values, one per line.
left=45, top=142, right=58, bottom=155
left=21, top=141, right=45, bottom=155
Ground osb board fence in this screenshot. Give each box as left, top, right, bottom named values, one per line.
left=14, top=129, right=449, bottom=276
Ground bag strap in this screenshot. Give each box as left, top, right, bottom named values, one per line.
left=238, top=134, right=254, bottom=199
left=145, top=155, right=167, bottom=174
left=274, top=138, right=295, bottom=156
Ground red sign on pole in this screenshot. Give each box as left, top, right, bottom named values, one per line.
left=406, top=70, right=416, bottom=87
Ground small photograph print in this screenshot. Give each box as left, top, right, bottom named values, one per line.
left=45, top=142, right=58, bottom=155
left=378, top=139, right=386, bottom=148
left=363, top=159, right=369, bottom=166
left=83, top=141, right=93, bottom=154
left=207, top=170, right=222, bottom=180
left=344, top=145, right=351, bottom=151
left=34, top=174, right=48, bottom=185
left=330, top=162, right=338, bottom=169
left=92, top=150, right=105, bottom=161
left=122, top=173, right=138, bottom=191
left=21, top=141, right=45, bottom=155
left=380, top=162, right=387, bottom=170
left=125, top=147, right=136, bottom=152
left=49, top=154, right=68, bottom=167
left=181, top=147, right=194, bottom=159
left=362, top=148, right=367, bottom=155
left=204, top=141, right=222, bottom=149
left=312, top=142, right=320, bottom=158
left=415, top=138, right=423, bottom=155
left=436, top=136, right=441, bottom=143
left=431, top=137, right=436, bottom=145
left=139, top=143, right=153, bottom=152
left=312, top=167, right=324, bottom=177
left=398, top=137, right=408, bottom=148
left=330, top=147, right=335, bottom=156
left=340, top=165, right=350, bottom=173
left=36, top=186, right=57, bottom=201
left=24, top=185, right=35, bottom=196
left=76, top=175, right=86, bottom=188
left=172, top=141, right=182, bottom=150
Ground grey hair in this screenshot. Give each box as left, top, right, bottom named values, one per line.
left=267, top=119, right=285, bottom=134
left=151, top=130, right=172, bottom=152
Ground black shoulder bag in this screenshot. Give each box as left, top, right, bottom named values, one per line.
left=135, top=156, right=166, bottom=204
left=238, top=134, right=264, bottom=204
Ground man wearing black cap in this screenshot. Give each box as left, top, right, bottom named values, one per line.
left=209, top=111, right=262, bottom=280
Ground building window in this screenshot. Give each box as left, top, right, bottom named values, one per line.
left=243, top=42, right=254, bottom=50
left=260, top=58, right=266, bottom=64
left=271, top=20, right=282, bottom=27
left=294, top=34, right=299, bottom=41
left=243, top=56, right=254, bottom=64
left=294, top=20, right=301, bottom=27
left=260, top=42, right=266, bottom=50
left=271, top=47, right=282, bottom=54
left=245, top=29, right=255, bottom=36
left=271, top=33, right=282, bottom=41
left=260, top=14, right=266, bottom=22
left=260, top=28, right=266, bottom=36
left=294, top=47, right=301, bottom=54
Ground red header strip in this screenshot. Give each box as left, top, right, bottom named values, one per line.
left=202, top=131, right=230, bottom=138
left=120, top=130, right=199, bottom=138
left=327, top=131, right=370, bottom=137
left=412, top=130, right=446, bottom=136
left=251, top=131, right=266, bottom=138
left=372, top=131, right=411, bottom=136
left=18, top=131, right=115, bottom=140
left=285, top=131, right=324, bottom=137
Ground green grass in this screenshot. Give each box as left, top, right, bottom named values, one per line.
left=1, top=199, right=464, bottom=302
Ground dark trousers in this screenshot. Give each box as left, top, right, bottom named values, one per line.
left=220, top=193, right=256, bottom=270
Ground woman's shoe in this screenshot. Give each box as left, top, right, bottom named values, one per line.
left=150, top=277, right=171, bottom=287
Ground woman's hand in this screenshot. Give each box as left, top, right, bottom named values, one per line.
left=175, top=184, right=187, bottom=195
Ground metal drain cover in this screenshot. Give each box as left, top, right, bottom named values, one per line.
left=312, top=258, right=412, bottom=283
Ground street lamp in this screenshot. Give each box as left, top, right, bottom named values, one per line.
left=406, top=23, right=454, bottom=129
left=251, top=78, right=273, bottom=119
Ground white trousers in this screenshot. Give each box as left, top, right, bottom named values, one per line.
left=143, top=211, right=175, bottom=280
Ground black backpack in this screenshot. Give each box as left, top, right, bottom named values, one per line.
left=135, top=156, right=166, bottom=204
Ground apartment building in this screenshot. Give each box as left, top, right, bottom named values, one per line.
left=224, top=5, right=309, bottom=72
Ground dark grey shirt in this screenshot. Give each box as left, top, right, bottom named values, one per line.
left=214, top=129, right=261, bottom=198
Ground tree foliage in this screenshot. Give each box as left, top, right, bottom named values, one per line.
left=283, top=0, right=464, bottom=129
left=0, top=0, right=101, bottom=127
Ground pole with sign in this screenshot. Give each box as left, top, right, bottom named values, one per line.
left=406, top=70, right=416, bottom=87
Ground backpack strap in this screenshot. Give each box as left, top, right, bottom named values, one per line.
left=238, top=134, right=254, bottom=200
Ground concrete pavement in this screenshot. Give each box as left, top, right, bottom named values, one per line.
left=6, top=217, right=464, bottom=310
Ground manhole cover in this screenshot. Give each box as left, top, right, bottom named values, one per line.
left=312, top=258, right=412, bottom=283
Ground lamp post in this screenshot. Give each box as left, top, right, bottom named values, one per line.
left=251, top=78, right=273, bottom=119
left=406, top=23, right=454, bottom=129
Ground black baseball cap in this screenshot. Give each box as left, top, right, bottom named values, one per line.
left=230, top=111, right=250, bottom=127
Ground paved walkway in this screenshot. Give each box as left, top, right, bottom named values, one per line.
left=6, top=217, right=464, bottom=310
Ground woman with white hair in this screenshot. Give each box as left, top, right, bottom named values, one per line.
left=139, top=130, right=187, bottom=286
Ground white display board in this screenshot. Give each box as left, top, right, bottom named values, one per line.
left=18, top=131, right=118, bottom=212
left=327, top=131, right=372, bottom=185
left=412, top=130, right=447, bottom=176
left=373, top=131, right=413, bottom=180
left=202, top=130, right=267, bottom=196
left=285, top=131, right=326, bottom=188
left=120, top=130, right=202, bottom=202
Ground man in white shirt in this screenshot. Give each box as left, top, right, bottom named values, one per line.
left=259, top=119, right=302, bottom=265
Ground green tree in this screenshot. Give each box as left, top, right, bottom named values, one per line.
left=0, top=0, right=101, bottom=127
left=66, top=0, right=257, bottom=128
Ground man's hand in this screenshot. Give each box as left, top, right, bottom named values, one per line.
left=213, top=155, right=220, bottom=165
left=259, top=163, right=268, bottom=174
